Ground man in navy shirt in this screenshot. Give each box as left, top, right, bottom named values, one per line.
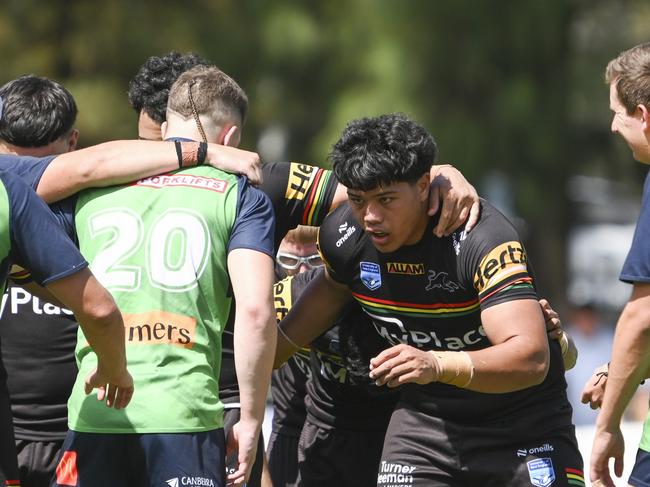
left=587, top=42, right=650, bottom=487
left=0, top=74, right=86, bottom=487
left=0, top=170, right=133, bottom=486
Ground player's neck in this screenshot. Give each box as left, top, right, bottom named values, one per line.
left=403, top=209, right=431, bottom=247
left=163, top=117, right=219, bottom=144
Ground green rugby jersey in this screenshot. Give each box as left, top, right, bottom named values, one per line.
left=63, top=166, right=274, bottom=433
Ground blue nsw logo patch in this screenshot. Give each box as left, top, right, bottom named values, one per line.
left=360, top=261, right=382, bottom=290
left=527, top=458, right=555, bottom=487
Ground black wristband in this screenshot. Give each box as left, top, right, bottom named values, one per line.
left=197, top=142, right=208, bottom=165
left=174, top=140, right=183, bottom=169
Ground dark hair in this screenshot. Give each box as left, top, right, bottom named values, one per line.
left=128, top=51, right=209, bottom=124
left=0, top=75, right=77, bottom=147
left=330, top=113, right=437, bottom=191
left=606, top=42, right=650, bottom=115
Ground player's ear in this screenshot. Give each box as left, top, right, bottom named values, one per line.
left=160, top=121, right=168, bottom=140
left=222, top=124, right=241, bottom=148
left=640, top=104, right=650, bottom=133
left=416, top=172, right=431, bottom=202
left=67, top=129, right=79, bottom=152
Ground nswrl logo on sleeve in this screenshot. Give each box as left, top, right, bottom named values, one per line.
left=360, top=261, right=381, bottom=290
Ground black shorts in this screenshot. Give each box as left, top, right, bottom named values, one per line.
left=267, top=430, right=300, bottom=487
left=51, top=430, right=225, bottom=487
left=630, top=448, right=650, bottom=487
left=16, top=439, right=63, bottom=487
left=223, top=406, right=265, bottom=487
left=0, top=391, right=18, bottom=486
left=378, top=405, right=584, bottom=487
left=298, top=419, right=387, bottom=487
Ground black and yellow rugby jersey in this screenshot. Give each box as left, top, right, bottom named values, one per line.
left=220, top=161, right=339, bottom=403
left=280, top=268, right=398, bottom=432
left=318, top=200, right=569, bottom=424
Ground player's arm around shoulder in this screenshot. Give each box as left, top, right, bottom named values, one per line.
left=36, top=140, right=262, bottom=203
left=275, top=266, right=351, bottom=368
left=274, top=208, right=354, bottom=367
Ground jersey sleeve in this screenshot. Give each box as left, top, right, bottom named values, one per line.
left=316, top=204, right=358, bottom=285
left=457, top=200, right=538, bottom=310
left=620, top=171, right=650, bottom=283
left=48, top=196, right=79, bottom=246
left=2, top=172, right=87, bottom=286
left=261, top=162, right=339, bottom=239
left=228, top=177, right=275, bottom=257
left=0, top=154, right=56, bottom=189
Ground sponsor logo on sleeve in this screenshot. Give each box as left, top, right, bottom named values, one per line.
left=473, top=241, right=529, bottom=292
left=360, top=261, right=382, bottom=290
left=452, top=229, right=467, bottom=255
left=387, top=262, right=425, bottom=275
left=527, top=458, right=555, bottom=487
left=336, top=221, right=356, bottom=247
left=285, top=162, right=317, bottom=200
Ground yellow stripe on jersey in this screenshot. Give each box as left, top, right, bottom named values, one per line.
left=352, top=292, right=480, bottom=318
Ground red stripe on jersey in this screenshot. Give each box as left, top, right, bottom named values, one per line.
left=301, top=169, right=323, bottom=224
left=352, top=292, right=478, bottom=310
left=565, top=468, right=584, bottom=476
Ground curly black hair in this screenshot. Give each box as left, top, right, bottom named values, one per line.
left=128, top=51, right=209, bottom=124
left=330, top=113, right=437, bottom=191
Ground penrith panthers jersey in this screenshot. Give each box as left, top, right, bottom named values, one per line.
left=318, top=200, right=569, bottom=424
left=220, top=161, right=339, bottom=404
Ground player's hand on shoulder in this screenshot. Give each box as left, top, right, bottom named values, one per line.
left=540, top=299, right=562, bottom=339
left=369, top=344, right=441, bottom=387
left=540, top=298, right=577, bottom=370
left=84, top=366, right=134, bottom=409
left=581, top=363, right=609, bottom=409
left=428, top=163, right=480, bottom=237
left=207, top=144, right=263, bottom=186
